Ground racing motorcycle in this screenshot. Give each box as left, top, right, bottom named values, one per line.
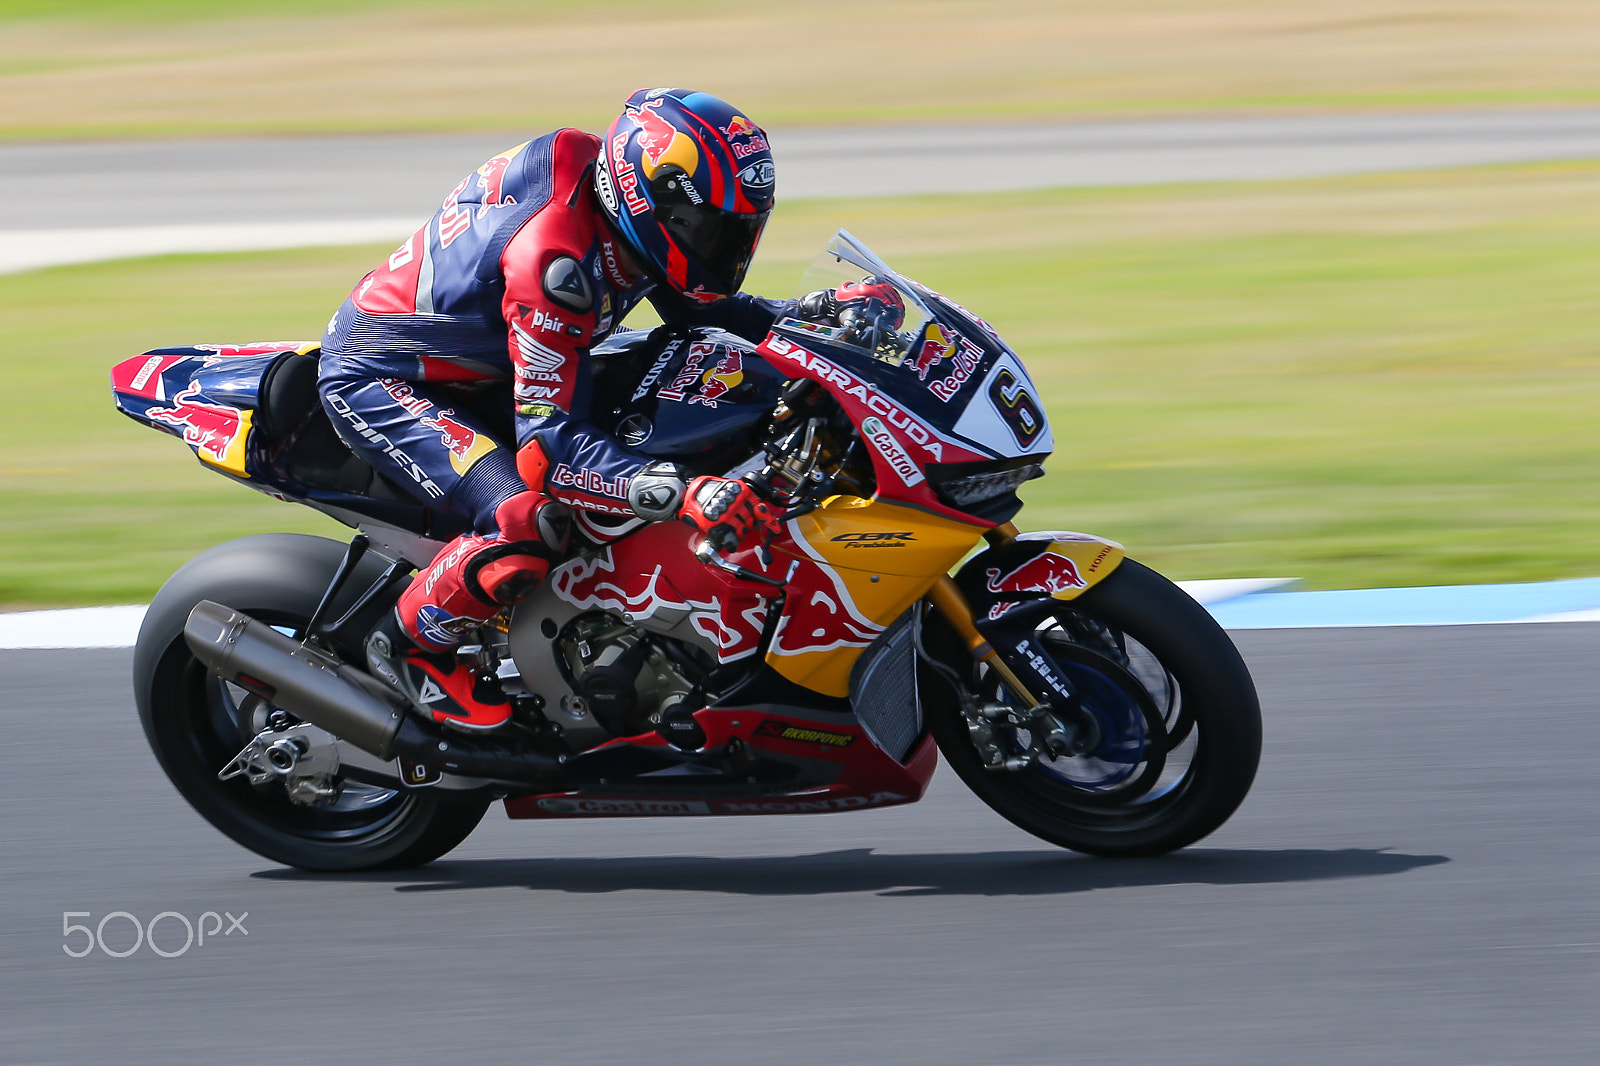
left=113, top=230, right=1260, bottom=872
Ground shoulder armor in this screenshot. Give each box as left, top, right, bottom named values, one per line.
left=543, top=256, right=594, bottom=313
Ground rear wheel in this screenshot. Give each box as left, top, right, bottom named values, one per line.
left=135, top=535, right=489, bottom=872
left=924, top=559, right=1261, bottom=856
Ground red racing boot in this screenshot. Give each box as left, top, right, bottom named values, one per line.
left=366, top=490, right=565, bottom=730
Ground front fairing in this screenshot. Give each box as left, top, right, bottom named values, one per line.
left=776, top=230, right=1054, bottom=463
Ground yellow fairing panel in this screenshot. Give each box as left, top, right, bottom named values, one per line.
left=1039, top=535, right=1125, bottom=600
left=766, top=496, right=985, bottom=697
left=197, top=407, right=253, bottom=478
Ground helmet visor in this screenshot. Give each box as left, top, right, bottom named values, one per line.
left=655, top=197, right=769, bottom=296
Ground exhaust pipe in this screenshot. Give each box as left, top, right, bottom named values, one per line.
left=183, top=601, right=565, bottom=784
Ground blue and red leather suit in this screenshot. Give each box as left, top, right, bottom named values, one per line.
left=318, top=129, right=784, bottom=649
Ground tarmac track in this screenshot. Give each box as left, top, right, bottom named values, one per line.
left=5, top=108, right=1600, bottom=229
left=6, top=108, right=1600, bottom=273
left=4, top=623, right=1598, bottom=1063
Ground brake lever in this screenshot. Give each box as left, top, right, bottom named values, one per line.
left=694, top=539, right=794, bottom=588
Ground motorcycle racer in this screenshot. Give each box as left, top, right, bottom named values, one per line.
left=317, top=88, right=783, bottom=728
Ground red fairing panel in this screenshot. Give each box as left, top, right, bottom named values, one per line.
left=111, top=353, right=190, bottom=401
left=755, top=334, right=989, bottom=521
left=768, top=552, right=885, bottom=657
left=548, top=521, right=783, bottom=662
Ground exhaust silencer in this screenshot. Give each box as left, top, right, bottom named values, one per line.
left=184, top=601, right=569, bottom=786
left=184, top=600, right=409, bottom=760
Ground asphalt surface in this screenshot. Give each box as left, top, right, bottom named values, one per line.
left=5, top=109, right=1600, bottom=231
left=5, top=625, right=1597, bottom=1063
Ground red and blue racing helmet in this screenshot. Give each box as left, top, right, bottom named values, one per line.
left=593, top=88, right=775, bottom=304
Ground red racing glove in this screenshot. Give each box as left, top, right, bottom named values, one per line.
left=797, top=275, right=906, bottom=332
left=680, top=475, right=781, bottom=557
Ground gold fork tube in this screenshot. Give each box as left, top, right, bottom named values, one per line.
left=927, top=575, right=1041, bottom=710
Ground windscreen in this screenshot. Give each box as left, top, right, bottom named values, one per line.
left=777, top=230, right=944, bottom=367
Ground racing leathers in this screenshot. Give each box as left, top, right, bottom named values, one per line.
left=317, top=129, right=786, bottom=701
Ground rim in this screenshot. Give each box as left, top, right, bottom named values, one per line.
left=172, top=615, right=420, bottom=845
left=979, top=610, right=1205, bottom=829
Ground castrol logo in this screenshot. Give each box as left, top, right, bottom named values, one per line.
left=861, top=417, right=924, bottom=487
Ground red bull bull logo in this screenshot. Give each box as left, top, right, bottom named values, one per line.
left=552, top=532, right=774, bottom=662
left=146, top=384, right=251, bottom=475
left=420, top=410, right=476, bottom=461
left=770, top=558, right=885, bottom=656
left=689, top=350, right=744, bottom=407
left=909, top=323, right=956, bottom=381
left=628, top=98, right=699, bottom=179
left=722, top=115, right=759, bottom=139
left=681, top=286, right=723, bottom=306
left=985, top=553, right=1087, bottom=596
left=475, top=149, right=521, bottom=208
left=420, top=409, right=496, bottom=476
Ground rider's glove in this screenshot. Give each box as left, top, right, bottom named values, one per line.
left=679, top=475, right=781, bottom=557
left=798, top=276, right=905, bottom=331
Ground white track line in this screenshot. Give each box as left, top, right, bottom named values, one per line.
left=0, top=605, right=148, bottom=649
left=0, top=219, right=415, bottom=275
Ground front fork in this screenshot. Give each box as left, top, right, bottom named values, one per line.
left=925, top=524, right=1084, bottom=769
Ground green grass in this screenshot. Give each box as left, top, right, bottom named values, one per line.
left=4, top=162, right=1600, bottom=606
left=6, top=1, right=1600, bottom=141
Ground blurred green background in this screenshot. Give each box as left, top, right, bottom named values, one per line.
left=6, top=0, right=1600, bottom=139
left=2, top=2, right=1599, bottom=607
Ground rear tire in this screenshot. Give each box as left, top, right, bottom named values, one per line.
left=925, top=558, right=1261, bottom=856
left=134, top=535, right=489, bottom=872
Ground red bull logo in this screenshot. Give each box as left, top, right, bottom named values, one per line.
left=689, top=350, right=744, bottom=407
left=660, top=342, right=710, bottom=402
left=194, top=343, right=305, bottom=358
left=552, top=531, right=774, bottom=662
left=985, top=553, right=1087, bottom=596
left=606, top=132, right=650, bottom=216
left=475, top=150, right=518, bottom=207
left=770, top=558, right=885, bottom=656
left=147, top=384, right=250, bottom=474
left=723, top=115, right=759, bottom=139
left=681, top=286, right=723, bottom=306
left=420, top=409, right=495, bottom=475
left=420, top=410, right=476, bottom=461
left=909, top=323, right=956, bottom=381
left=628, top=98, right=698, bottom=178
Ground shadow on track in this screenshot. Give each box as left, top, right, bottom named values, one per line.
left=254, top=847, right=1448, bottom=897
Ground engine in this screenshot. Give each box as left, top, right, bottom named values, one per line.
left=554, top=612, right=711, bottom=749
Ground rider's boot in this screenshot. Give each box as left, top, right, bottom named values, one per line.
left=366, top=530, right=553, bottom=731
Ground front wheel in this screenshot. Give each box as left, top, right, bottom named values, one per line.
left=134, top=535, right=490, bottom=872
left=924, top=559, right=1261, bottom=856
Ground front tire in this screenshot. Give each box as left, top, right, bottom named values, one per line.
left=134, top=535, right=489, bottom=872
left=925, top=559, right=1261, bottom=856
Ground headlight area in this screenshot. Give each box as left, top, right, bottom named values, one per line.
left=926, top=459, right=1045, bottom=522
